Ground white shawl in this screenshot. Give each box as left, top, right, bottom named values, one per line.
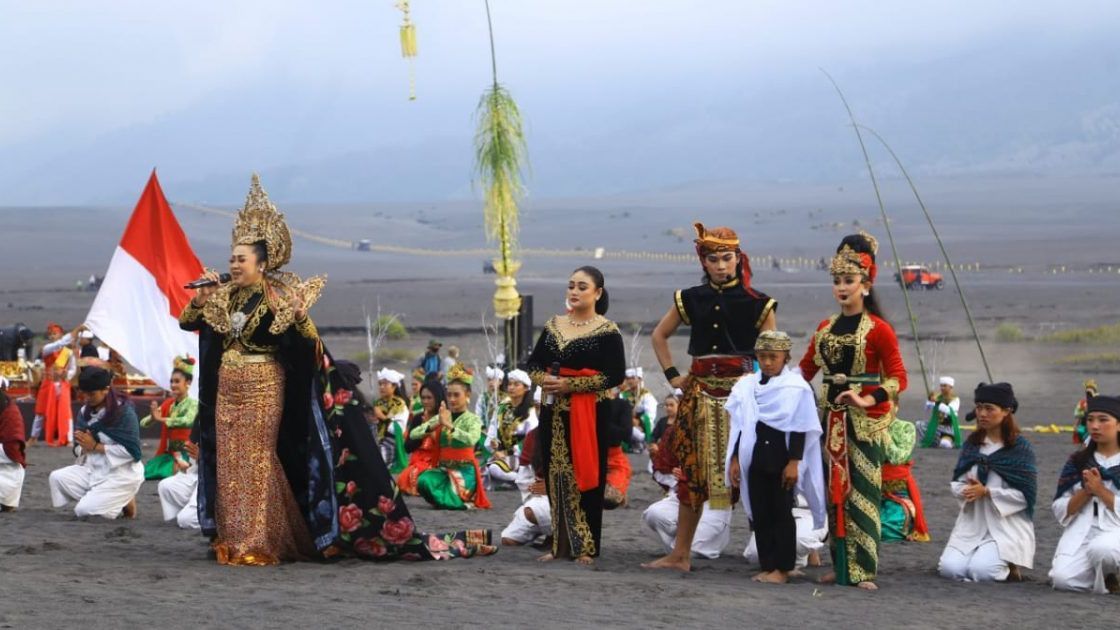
left=725, top=366, right=826, bottom=529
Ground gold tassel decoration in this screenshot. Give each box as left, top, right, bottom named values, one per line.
left=396, top=1, right=418, bottom=100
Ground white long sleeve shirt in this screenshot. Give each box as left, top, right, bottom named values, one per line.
left=945, top=439, right=1036, bottom=568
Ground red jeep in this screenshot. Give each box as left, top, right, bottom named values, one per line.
left=895, top=265, right=944, bottom=290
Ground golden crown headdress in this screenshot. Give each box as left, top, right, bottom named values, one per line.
left=447, top=363, right=474, bottom=389
left=172, top=354, right=196, bottom=378
left=232, top=174, right=292, bottom=271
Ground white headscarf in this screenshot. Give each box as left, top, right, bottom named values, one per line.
left=486, top=366, right=505, bottom=381
left=625, top=367, right=644, bottom=379
left=507, top=369, right=531, bottom=388
left=376, top=368, right=405, bottom=385
left=939, top=376, right=955, bottom=387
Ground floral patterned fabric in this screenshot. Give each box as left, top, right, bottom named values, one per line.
left=318, top=354, right=496, bottom=561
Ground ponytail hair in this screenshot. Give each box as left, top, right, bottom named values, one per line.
left=573, top=265, right=610, bottom=315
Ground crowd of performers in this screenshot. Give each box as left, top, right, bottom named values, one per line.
left=1, top=180, right=1118, bottom=595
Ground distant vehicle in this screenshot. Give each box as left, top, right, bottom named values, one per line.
left=482, top=261, right=497, bottom=274
left=355, top=239, right=371, bottom=252
left=895, top=265, right=944, bottom=290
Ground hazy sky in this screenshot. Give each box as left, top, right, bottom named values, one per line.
left=1, top=1, right=1118, bottom=204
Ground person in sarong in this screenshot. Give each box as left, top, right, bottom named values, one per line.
left=650, top=390, right=680, bottom=448
left=29, top=322, right=76, bottom=446
left=921, top=376, right=961, bottom=448
left=939, top=383, right=1036, bottom=583
left=0, top=377, right=26, bottom=511
left=1050, top=394, right=1120, bottom=593
left=397, top=379, right=445, bottom=496
left=621, top=368, right=658, bottom=452
left=726, top=330, right=825, bottom=584
left=413, top=364, right=490, bottom=510
left=1073, top=379, right=1099, bottom=445
left=527, top=266, right=626, bottom=565
left=49, top=367, right=143, bottom=519
left=140, top=355, right=198, bottom=480
left=373, top=368, right=410, bottom=474
left=798, top=233, right=907, bottom=590
left=881, top=418, right=931, bottom=542
left=182, top=176, right=494, bottom=564
left=485, top=369, right=536, bottom=488
left=603, top=387, right=634, bottom=509
left=644, top=223, right=776, bottom=572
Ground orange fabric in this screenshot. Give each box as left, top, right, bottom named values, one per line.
left=560, top=367, right=600, bottom=492
left=397, top=430, right=438, bottom=495
left=153, top=399, right=192, bottom=457
left=43, top=381, right=72, bottom=447
left=605, top=445, right=632, bottom=493
left=437, top=444, right=490, bottom=509
left=882, top=461, right=929, bottom=538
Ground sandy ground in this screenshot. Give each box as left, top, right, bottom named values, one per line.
left=0, top=432, right=1115, bottom=629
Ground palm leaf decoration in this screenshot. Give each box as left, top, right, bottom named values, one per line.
left=475, top=0, right=528, bottom=319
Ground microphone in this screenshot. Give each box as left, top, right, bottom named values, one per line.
left=184, top=273, right=231, bottom=289
left=544, top=362, right=561, bottom=406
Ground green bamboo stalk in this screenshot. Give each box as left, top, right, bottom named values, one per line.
left=821, top=68, right=932, bottom=398
left=857, top=124, right=994, bottom=382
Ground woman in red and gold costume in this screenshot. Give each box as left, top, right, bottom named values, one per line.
left=181, top=175, right=492, bottom=565
left=798, top=232, right=908, bottom=590
left=30, top=322, right=76, bottom=446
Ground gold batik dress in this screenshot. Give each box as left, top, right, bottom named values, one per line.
left=180, top=279, right=322, bottom=565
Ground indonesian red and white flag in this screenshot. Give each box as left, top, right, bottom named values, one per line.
left=85, top=170, right=203, bottom=394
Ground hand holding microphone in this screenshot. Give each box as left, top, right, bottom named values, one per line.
left=187, top=270, right=230, bottom=307
left=543, top=362, right=562, bottom=406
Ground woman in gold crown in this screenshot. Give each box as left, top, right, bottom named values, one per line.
left=181, top=175, right=493, bottom=565
left=798, top=233, right=908, bottom=590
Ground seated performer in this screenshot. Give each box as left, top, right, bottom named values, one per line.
left=140, top=355, right=198, bottom=480
left=49, top=367, right=144, bottom=519
left=0, top=376, right=26, bottom=512
left=1050, top=394, right=1120, bottom=594
left=725, top=330, right=825, bottom=583
left=650, top=390, right=681, bottom=448
left=486, top=369, right=536, bottom=488
left=939, top=382, right=1036, bottom=582
left=642, top=421, right=732, bottom=558
left=158, top=439, right=200, bottom=529
left=397, top=379, right=445, bottom=496
left=881, top=418, right=931, bottom=542
left=414, top=365, right=491, bottom=510
left=621, top=368, right=658, bottom=452
left=603, top=387, right=634, bottom=509
left=921, top=376, right=962, bottom=448
left=373, top=368, right=410, bottom=473
left=743, top=494, right=826, bottom=571
left=501, top=428, right=552, bottom=546
left=1073, top=379, right=1099, bottom=445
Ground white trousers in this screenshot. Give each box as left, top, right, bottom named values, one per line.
left=157, top=472, right=200, bottom=529
left=642, top=494, right=731, bottom=559
left=939, top=539, right=1009, bottom=582
left=501, top=495, right=552, bottom=544
left=1050, top=529, right=1120, bottom=593
left=0, top=462, right=25, bottom=508
left=744, top=508, right=827, bottom=569
left=49, top=462, right=144, bottom=519
left=487, top=461, right=519, bottom=485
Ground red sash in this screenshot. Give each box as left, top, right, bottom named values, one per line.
left=560, top=367, right=600, bottom=492
left=437, top=444, right=491, bottom=509
left=826, top=407, right=850, bottom=537
left=154, top=399, right=192, bottom=457
left=882, top=461, right=929, bottom=539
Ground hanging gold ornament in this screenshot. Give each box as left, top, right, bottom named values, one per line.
left=395, top=1, right=418, bottom=100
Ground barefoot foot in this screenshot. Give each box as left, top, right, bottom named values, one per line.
left=758, top=571, right=789, bottom=584
left=537, top=553, right=555, bottom=563
left=575, top=555, right=594, bottom=566
left=856, top=581, right=878, bottom=591
left=641, top=555, right=691, bottom=572
left=818, top=571, right=836, bottom=584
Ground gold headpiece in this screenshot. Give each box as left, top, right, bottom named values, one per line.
left=172, top=354, right=196, bottom=378
left=858, top=230, right=879, bottom=256
left=232, top=174, right=292, bottom=271
left=1085, top=379, right=1099, bottom=393
left=830, top=245, right=869, bottom=277
left=755, top=330, right=793, bottom=353
left=693, top=222, right=739, bottom=252
left=447, top=363, right=474, bottom=389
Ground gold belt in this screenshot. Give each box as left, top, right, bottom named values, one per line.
left=222, top=348, right=274, bottom=368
